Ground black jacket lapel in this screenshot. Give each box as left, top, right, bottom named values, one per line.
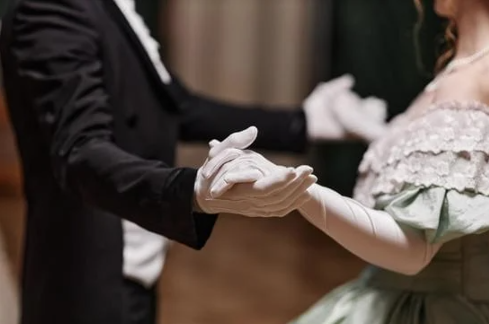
left=103, top=0, right=180, bottom=111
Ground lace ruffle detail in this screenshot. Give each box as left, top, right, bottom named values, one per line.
left=354, top=101, right=489, bottom=207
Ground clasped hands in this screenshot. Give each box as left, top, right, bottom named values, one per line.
left=194, top=126, right=317, bottom=217
left=194, top=74, right=389, bottom=216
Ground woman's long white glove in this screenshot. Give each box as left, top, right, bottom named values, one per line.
left=299, top=185, right=441, bottom=275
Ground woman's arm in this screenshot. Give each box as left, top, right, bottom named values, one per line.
left=299, top=184, right=441, bottom=275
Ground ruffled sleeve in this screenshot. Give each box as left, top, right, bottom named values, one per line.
left=353, top=101, right=489, bottom=244
left=375, top=186, right=489, bottom=244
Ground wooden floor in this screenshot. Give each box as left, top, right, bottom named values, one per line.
left=0, top=198, right=365, bottom=324
left=159, top=214, right=364, bottom=324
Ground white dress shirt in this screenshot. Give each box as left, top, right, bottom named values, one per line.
left=113, top=0, right=172, bottom=288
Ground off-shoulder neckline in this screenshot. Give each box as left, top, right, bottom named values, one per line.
left=427, top=100, right=489, bottom=112
left=398, top=99, right=489, bottom=124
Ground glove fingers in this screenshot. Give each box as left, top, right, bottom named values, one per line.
left=324, top=74, right=355, bottom=93
left=275, top=176, right=316, bottom=209
left=254, top=165, right=314, bottom=202
left=252, top=165, right=313, bottom=197
left=216, top=165, right=312, bottom=201
left=209, top=139, right=220, bottom=148
left=256, top=173, right=317, bottom=209
left=216, top=167, right=293, bottom=199
left=237, top=167, right=303, bottom=198
left=202, top=148, right=241, bottom=178
left=245, top=167, right=297, bottom=196
left=205, top=179, right=314, bottom=218
left=208, top=154, right=271, bottom=197
left=208, top=126, right=258, bottom=159
left=210, top=168, right=263, bottom=198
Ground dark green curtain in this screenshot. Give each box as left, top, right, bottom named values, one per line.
left=135, top=0, right=161, bottom=37
left=0, top=0, right=8, bottom=18
left=310, top=0, right=444, bottom=196
left=135, top=0, right=170, bottom=60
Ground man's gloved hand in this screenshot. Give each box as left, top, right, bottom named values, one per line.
left=303, top=74, right=388, bottom=142
left=331, top=91, right=388, bottom=142
left=194, top=127, right=317, bottom=217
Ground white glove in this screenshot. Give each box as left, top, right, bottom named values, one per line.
left=299, top=184, right=441, bottom=275
left=194, top=127, right=317, bottom=217
left=331, top=91, right=388, bottom=142
left=303, top=74, right=388, bottom=142
left=362, top=97, right=388, bottom=124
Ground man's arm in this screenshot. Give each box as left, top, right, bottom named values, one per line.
left=174, top=75, right=387, bottom=152
left=1, top=0, right=215, bottom=249
left=171, top=79, right=308, bottom=153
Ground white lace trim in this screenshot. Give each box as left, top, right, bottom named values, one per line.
left=354, top=101, right=489, bottom=207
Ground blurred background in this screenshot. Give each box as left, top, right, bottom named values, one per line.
left=0, top=0, right=443, bottom=323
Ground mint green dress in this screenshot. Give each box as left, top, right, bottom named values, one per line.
left=290, top=101, right=489, bottom=324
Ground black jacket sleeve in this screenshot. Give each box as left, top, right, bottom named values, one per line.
left=2, top=0, right=215, bottom=249
left=172, top=79, right=309, bottom=153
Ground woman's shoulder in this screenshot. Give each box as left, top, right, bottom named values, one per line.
left=355, top=99, right=489, bottom=206
left=363, top=99, right=489, bottom=169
